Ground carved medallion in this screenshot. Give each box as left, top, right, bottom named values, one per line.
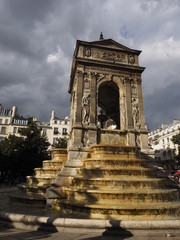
left=129, top=55, right=135, bottom=64
left=84, top=47, right=91, bottom=57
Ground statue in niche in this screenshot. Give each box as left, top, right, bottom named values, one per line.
left=104, top=117, right=117, bottom=130
left=82, top=94, right=90, bottom=123
left=132, top=99, right=140, bottom=129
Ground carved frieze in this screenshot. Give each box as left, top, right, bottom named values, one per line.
left=83, top=47, right=127, bottom=63
left=95, top=49, right=126, bottom=63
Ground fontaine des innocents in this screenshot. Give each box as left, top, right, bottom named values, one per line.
left=45, top=36, right=180, bottom=220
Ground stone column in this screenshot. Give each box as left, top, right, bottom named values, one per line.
left=125, top=77, right=133, bottom=129
left=137, top=78, right=146, bottom=129
left=70, top=70, right=84, bottom=148
left=89, top=72, right=97, bottom=127
left=119, top=79, right=126, bottom=130
left=88, top=72, right=97, bottom=145
left=74, top=70, right=83, bottom=126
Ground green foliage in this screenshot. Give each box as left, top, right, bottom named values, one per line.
left=172, top=130, right=180, bottom=159
left=0, top=121, right=50, bottom=179
left=55, top=137, right=68, bottom=148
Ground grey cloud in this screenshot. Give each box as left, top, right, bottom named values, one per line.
left=0, top=0, right=179, bottom=129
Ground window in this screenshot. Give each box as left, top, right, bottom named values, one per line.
left=54, top=120, right=57, bottom=124
left=0, top=119, right=2, bottom=124
left=5, top=119, right=8, bottom=124
left=1, top=127, right=6, bottom=134
left=54, top=127, right=58, bottom=134
left=62, top=128, right=67, bottom=135
left=13, top=127, right=17, bottom=133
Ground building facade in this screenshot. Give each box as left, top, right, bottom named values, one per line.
left=0, top=104, right=69, bottom=146
left=0, top=104, right=34, bottom=141
left=37, top=110, right=69, bottom=146
left=148, top=119, right=180, bottom=170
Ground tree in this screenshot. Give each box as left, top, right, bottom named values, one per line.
left=172, top=130, right=180, bottom=160
left=18, top=121, right=50, bottom=174
left=55, top=137, right=68, bottom=148
left=0, top=121, right=50, bottom=181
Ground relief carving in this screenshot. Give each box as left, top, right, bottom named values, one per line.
left=82, top=94, right=90, bottom=123
left=84, top=73, right=90, bottom=89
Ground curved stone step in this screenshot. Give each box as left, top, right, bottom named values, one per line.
left=72, top=177, right=173, bottom=189
left=90, top=145, right=140, bottom=159
left=9, top=192, right=46, bottom=207
left=63, top=187, right=179, bottom=204
left=26, top=176, right=56, bottom=186
left=43, top=160, right=64, bottom=168
left=34, top=168, right=62, bottom=176
left=18, top=184, right=47, bottom=195
left=83, top=158, right=153, bottom=168
left=78, top=167, right=156, bottom=178
left=60, top=200, right=180, bottom=220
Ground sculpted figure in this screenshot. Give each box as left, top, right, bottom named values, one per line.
left=82, top=94, right=90, bottom=123
left=132, top=99, right=140, bottom=128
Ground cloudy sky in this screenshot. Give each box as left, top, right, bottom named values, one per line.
left=0, top=0, right=179, bottom=130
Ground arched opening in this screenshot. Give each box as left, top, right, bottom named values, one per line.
left=98, top=81, right=120, bottom=129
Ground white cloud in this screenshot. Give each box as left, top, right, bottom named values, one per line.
left=46, top=46, right=63, bottom=63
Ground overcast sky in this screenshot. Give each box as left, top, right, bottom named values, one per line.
left=0, top=0, right=180, bottom=130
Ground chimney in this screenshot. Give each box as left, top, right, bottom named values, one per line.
left=51, top=110, right=55, bottom=121
left=12, top=106, right=17, bottom=117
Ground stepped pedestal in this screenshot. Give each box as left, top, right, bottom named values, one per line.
left=9, top=148, right=67, bottom=207
left=46, top=145, right=180, bottom=220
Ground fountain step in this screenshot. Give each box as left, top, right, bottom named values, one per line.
left=72, top=177, right=173, bottom=189
left=34, top=167, right=62, bottom=176
left=78, top=167, right=156, bottom=177
left=83, top=158, right=153, bottom=168
left=18, top=184, right=47, bottom=195
left=60, top=200, right=180, bottom=220
left=90, top=145, right=140, bottom=158
left=64, top=187, right=179, bottom=203
left=9, top=192, right=46, bottom=207
left=43, top=160, right=64, bottom=168
left=26, top=176, right=56, bottom=186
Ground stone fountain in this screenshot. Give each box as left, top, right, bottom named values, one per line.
left=3, top=36, right=180, bottom=235
left=46, top=36, right=180, bottom=220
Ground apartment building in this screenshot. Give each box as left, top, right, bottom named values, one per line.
left=148, top=119, right=180, bottom=170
